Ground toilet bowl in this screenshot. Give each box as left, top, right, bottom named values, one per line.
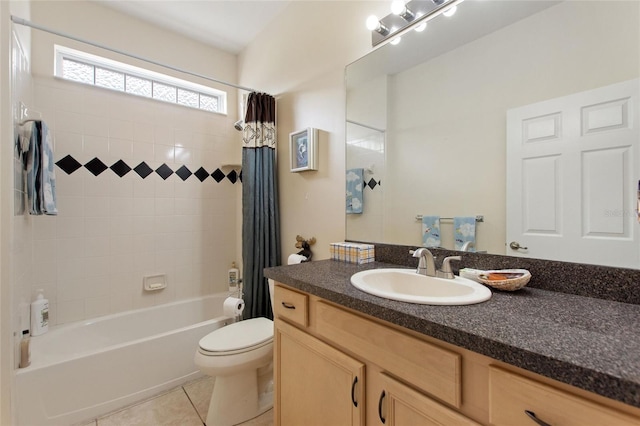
left=194, top=280, right=275, bottom=426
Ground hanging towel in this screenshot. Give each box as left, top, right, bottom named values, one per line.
left=422, top=215, right=441, bottom=247
left=454, top=217, right=476, bottom=251
left=25, top=121, right=57, bottom=215
left=346, top=168, right=364, bottom=214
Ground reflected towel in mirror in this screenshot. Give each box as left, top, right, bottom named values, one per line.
left=454, top=217, right=476, bottom=251
left=422, top=216, right=441, bottom=247
left=346, top=168, right=364, bottom=214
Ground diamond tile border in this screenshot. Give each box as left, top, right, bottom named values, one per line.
left=55, top=155, right=240, bottom=184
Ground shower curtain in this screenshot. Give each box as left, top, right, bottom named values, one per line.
left=242, top=92, right=280, bottom=319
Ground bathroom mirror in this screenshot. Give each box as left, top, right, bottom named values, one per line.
left=346, top=0, right=640, bottom=269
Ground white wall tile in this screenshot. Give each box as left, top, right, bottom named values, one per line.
left=56, top=299, right=85, bottom=324
left=31, top=76, right=239, bottom=325
left=109, top=137, right=133, bottom=160
left=85, top=295, right=111, bottom=318
left=56, top=110, right=84, bottom=134
left=109, top=119, right=134, bottom=141
left=83, top=135, right=110, bottom=158
left=80, top=112, right=110, bottom=139
left=85, top=236, right=110, bottom=258
left=132, top=141, right=154, bottom=162
left=56, top=217, right=85, bottom=239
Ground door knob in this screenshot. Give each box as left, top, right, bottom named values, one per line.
left=509, top=241, right=528, bottom=250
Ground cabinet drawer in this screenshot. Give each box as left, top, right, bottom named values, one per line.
left=315, top=301, right=461, bottom=408
left=489, top=366, right=640, bottom=426
left=380, top=373, right=480, bottom=426
left=274, top=285, right=308, bottom=327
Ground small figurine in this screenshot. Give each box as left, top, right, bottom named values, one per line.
left=295, top=235, right=316, bottom=262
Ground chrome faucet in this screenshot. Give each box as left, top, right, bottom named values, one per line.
left=410, top=249, right=461, bottom=279
left=411, top=248, right=436, bottom=276
left=460, top=241, right=474, bottom=252
left=439, top=256, right=461, bottom=279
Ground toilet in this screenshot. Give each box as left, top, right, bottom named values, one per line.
left=194, top=280, right=275, bottom=426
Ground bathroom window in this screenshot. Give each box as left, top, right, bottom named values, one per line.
left=55, top=45, right=227, bottom=114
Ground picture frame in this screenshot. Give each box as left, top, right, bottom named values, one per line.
left=289, top=127, right=318, bottom=172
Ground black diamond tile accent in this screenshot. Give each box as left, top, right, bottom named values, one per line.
left=194, top=167, right=209, bottom=182
left=56, top=155, right=82, bottom=175
left=211, top=168, right=225, bottom=183
left=175, top=165, right=192, bottom=181
left=156, top=163, right=174, bottom=180
left=226, top=170, right=238, bottom=184
left=110, top=160, right=131, bottom=177
left=84, top=157, right=108, bottom=176
left=134, top=162, right=153, bottom=179
left=367, top=178, right=377, bottom=189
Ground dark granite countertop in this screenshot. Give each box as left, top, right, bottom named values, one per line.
left=264, top=259, right=640, bottom=408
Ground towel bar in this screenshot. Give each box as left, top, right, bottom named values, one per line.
left=415, top=215, right=484, bottom=222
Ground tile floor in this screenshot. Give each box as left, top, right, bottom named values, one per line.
left=79, top=376, right=273, bottom=426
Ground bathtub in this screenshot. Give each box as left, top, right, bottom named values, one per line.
left=15, top=293, right=233, bottom=426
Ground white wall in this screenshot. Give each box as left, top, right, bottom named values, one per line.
left=238, top=1, right=388, bottom=261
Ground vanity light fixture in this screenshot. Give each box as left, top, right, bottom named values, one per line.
left=366, top=15, right=390, bottom=36
left=390, top=1, right=416, bottom=22
left=367, top=0, right=463, bottom=47
left=443, top=5, right=458, bottom=17
left=414, top=22, right=427, bottom=32
left=390, top=37, right=402, bottom=45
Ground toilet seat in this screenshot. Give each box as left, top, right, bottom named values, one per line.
left=198, top=317, right=273, bottom=356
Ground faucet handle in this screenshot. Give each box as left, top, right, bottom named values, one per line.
left=441, top=256, right=462, bottom=274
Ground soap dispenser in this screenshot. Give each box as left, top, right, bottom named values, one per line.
left=228, top=262, right=239, bottom=295
left=30, top=290, right=49, bottom=336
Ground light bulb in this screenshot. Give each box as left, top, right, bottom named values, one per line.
left=414, top=22, right=427, bottom=32
left=366, top=15, right=381, bottom=31
left=443, top=5, right=457, bottom=17
left=390, top=1, right=407, bottom=15
left=390, top=37, right=402, bottom=45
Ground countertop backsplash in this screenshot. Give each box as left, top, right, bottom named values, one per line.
left=366, top=242, right=640, bottom=306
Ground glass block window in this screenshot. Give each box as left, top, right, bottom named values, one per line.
left=125, top=75, right=152, bottom=97
left=54, top=45, right=227, bottom=114
left=95, top=67, right=124, bottom=91
left=153, top=82, right=177, bottom=103
left=62, top=58, right=94, bottom=84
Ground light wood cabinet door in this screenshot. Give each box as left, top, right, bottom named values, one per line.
left=489, top=366, right=640, bottom=426
left=376, top=373, right=481, bottom=426
left=275, top=320, right=365, bottom=426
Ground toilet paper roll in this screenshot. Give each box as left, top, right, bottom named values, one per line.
left=223, top=296, right=245, bottom=317
left=287, top=254, right=307, bottom=265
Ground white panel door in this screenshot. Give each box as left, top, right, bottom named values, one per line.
left=506, top=79, right=639, bottom=268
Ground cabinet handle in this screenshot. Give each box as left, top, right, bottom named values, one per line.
left=378, top=390, right=386, bottom=424
left=281, top=302, right=296, bottom=310
left=351, top=376, right=358, bottom=407
left=525, top=410, right=552, bottom=426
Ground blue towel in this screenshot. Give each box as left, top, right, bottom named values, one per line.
left=346, top=168, right=364, bottom=214
left=422, top=216, right=441, bottom=247
left=454, top=217, right=475, bottom=251
left=25, top=121, right=57, bottom=215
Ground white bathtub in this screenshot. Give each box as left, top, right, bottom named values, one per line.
left=15, top=293, right=233, bottom=426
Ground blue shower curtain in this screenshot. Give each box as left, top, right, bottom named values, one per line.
left=242, top=92, right=280, bottom=319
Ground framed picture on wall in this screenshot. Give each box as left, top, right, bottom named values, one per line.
left=289, top=128, right=318, bottom=172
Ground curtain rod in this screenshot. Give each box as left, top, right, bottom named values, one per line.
left=11, top=15, right=262, bottom=94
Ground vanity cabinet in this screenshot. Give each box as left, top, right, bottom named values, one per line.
left=275, top=321, right=364, bottom=425
left=273, top=284, right=640, bottom=426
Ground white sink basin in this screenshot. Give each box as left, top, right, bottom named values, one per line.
left=350, top=268, right=492, bottom=305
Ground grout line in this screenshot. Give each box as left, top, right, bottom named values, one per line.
left=182, top=385, right=206, bottom=426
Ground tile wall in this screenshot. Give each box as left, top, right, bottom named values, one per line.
left=23, top=73, right=241, bottom=326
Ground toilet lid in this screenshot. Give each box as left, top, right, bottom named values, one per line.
left=199, top=317, right=273, bottom=353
